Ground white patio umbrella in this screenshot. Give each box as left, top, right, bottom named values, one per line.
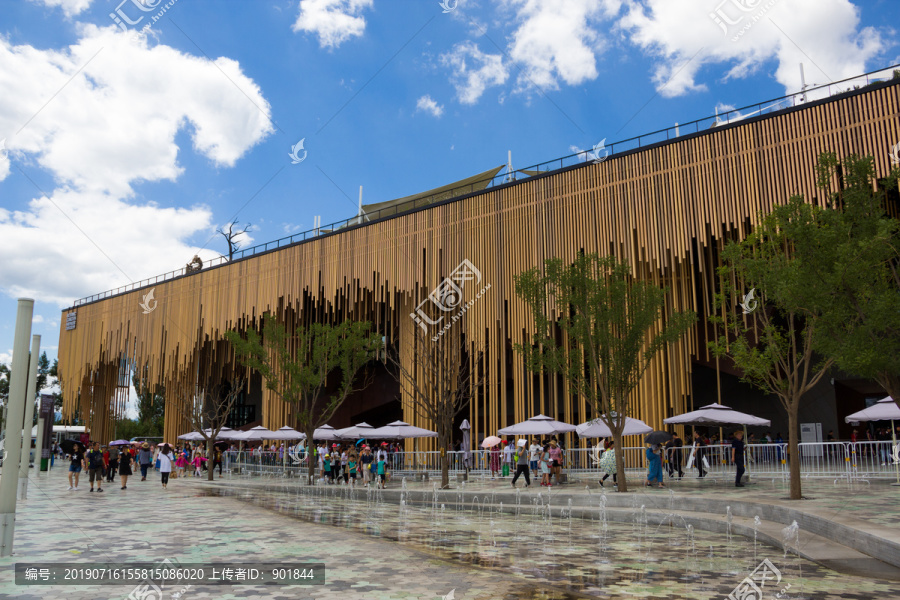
left=664, top=403, right=771, bottom=426
left=367, top=421, right=438, bottom=439
left=311, top=424, right=341, bottom=441
left=498, top=414, right=576, bottom=436
left=576, top=416, right=653, bottom=438
left=460, top=419, right=471, bottom=469
left=845, top=396, right=899, bottom=486
left=231, top=426, right=277, bottom=441
left=845, top=397, right=900, bottom=423
left=177, top=431, right=204, bottom=441
left=267, top=426, right=305, bottom=440
left=334, top=422, right=376, bottom=440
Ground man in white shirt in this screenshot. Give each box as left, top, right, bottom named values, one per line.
left=529, top=441, right=541, bottom=476
left=502, top=441, right=514, bottom=476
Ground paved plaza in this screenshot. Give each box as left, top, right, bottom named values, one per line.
left=0, top=467, right=898, bottom=599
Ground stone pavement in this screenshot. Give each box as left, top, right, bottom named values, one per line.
left=0, top=468, right=570, bottom=600
left=1, top=466, right=899, bottom=600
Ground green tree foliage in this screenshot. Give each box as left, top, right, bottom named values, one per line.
left=514, top=254, right=695, bottom=493
left=711, top=193, right=837, bottom=500
left=225, top=315, right=382, bottom=483
left=132, top=370, right=165, bottom=437
left=809, top=154, right=900, bottom=409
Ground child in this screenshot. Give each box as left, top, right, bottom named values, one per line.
left=323, top=454, right=332, bottom=484
left=376, top=455, right=387, bottom=489
left=540, top=443, right=551, bottom=487
left=191, top=453, right=207, bottom=477
left=348, top=456, right=357, bottom=486
left=175, top=449, right=188, bottom=479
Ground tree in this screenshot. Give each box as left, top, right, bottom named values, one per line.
left=132, top=371, right=165, bottom=436
left=217, top=219, right=253, bottom=261
left=711, top=194, right=836, bottom=500
left=225, top=315, right=382, bottom=483
left=808, top=154, right=900, bottom=410
left=515, top=254, right=696, bottom=493
left=387, top=325, right=483, bottom=489
left=188, top=378, right=246, bottom=481
left=35, top=352, right=50, bottom=396
left=49, top=359, right=63, bottom=410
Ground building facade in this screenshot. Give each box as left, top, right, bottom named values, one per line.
left=58, top=80, right=900, bottom=446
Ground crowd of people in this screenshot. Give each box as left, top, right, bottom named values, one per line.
left=58, top=440, right=226, bottom=492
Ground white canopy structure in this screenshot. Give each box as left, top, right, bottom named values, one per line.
left=230, top=426, right=277, bottom=441
left=576, top=416, right=653, bottom=438
left=845, top=397, right=900, bottom=423
left=311, top=425, right=341, bottom=441
left=497, top=414, right=576, bottom=436
left=334, top=422, right=376, bottom=440
left=266, top=426, right=304, bottom=440
left=367, top=420, right=438, bottom=439
left=664, top=403, right=771, bottom=427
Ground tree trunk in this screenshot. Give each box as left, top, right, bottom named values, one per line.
left=440, top=432, right=450, bottom=489
left=612, top=428, right=627, bottom=493
left=306, top=427, right=316, bottom=485
left=876, top=371, right=900, bottom=412
left=207, top=437, right=215, bottom=481
left=787, top=399, right=802, bottom=500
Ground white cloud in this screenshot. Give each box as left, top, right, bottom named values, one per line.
left=293, top=0, right=374, bottom=48
left=441, top=41, right=509, bottom=104
left=617, top=0, right=884, bottom=97
left=504, top=0, right=611, bottom=91
left=415, top=95, right=444, bottom=117
left=32, top=315, right=45, bottom=324
left=31, top=0, right=93, bottom=17
left=0, top=26, right=274, bottom=305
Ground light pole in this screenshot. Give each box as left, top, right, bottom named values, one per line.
left=0, top=299, right=34, bottom=556
left=18, top=335, right=41, bottom=499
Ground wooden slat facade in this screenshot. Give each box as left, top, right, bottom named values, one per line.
left=58, top=81, right=900, bottom=446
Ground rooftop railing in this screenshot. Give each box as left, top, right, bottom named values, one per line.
left=71, top=65, right=900, bottom=308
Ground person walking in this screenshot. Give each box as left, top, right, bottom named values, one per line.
left=158, top=445, right=174, bottom=489
left=489, top=443, right=501, bottom=479
left=511, top=439, right=531, bottom=488
left=67, top=443, right=85, bottom=490
left=361, top=446, right=374, bottom=487
left=376, top=453, right=387, bottom=489
left=118, top=446, right=133, bottom=489
left=213, top=446, right=223, bottom=478
left=692, top=430, right=707, bottom=478
left=599, top=439, right=617, bottom=489
left=107, top=446, right=118, bottom=483
left=645, top=443, right=664, bottom=488
left=176, top=448, right=188, bottom=478
left=138, top=442, right=153, bottom=481
left=502, top=440, right=513, bottom=478
left=86, top=442, right=105, bottom=493
left=529, top=439, right=540, bottom=477
left=732, top=429, right=746, bottom=487
left=666, top=432, right=684, bottom=479
left=548, top=439, right=563, bottom=485
left=348, top=453, right=358, bottom=486
left=539, top=442, right=552, bottom=487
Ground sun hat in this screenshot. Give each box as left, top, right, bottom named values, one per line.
left=142, top=442, right=150, bottom=449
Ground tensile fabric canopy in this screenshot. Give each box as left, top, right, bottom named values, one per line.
left=664, top=403, right=770, bottom=427
left=497, top=414, right=576, bottom=436
left=576, top=416, right=653, bottom=438
left=367, top=421, right=438, bottom=439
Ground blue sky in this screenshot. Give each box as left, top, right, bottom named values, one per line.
left=0, top=0, right=898, bottom=409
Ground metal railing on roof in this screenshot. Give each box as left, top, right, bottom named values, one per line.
left=71, top=65, right=900, bottom=308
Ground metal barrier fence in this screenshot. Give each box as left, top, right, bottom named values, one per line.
left=219, top=441, right=899, bottom=482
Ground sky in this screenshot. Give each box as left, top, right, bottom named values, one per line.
left=0, top=0, right=897, bottom=415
